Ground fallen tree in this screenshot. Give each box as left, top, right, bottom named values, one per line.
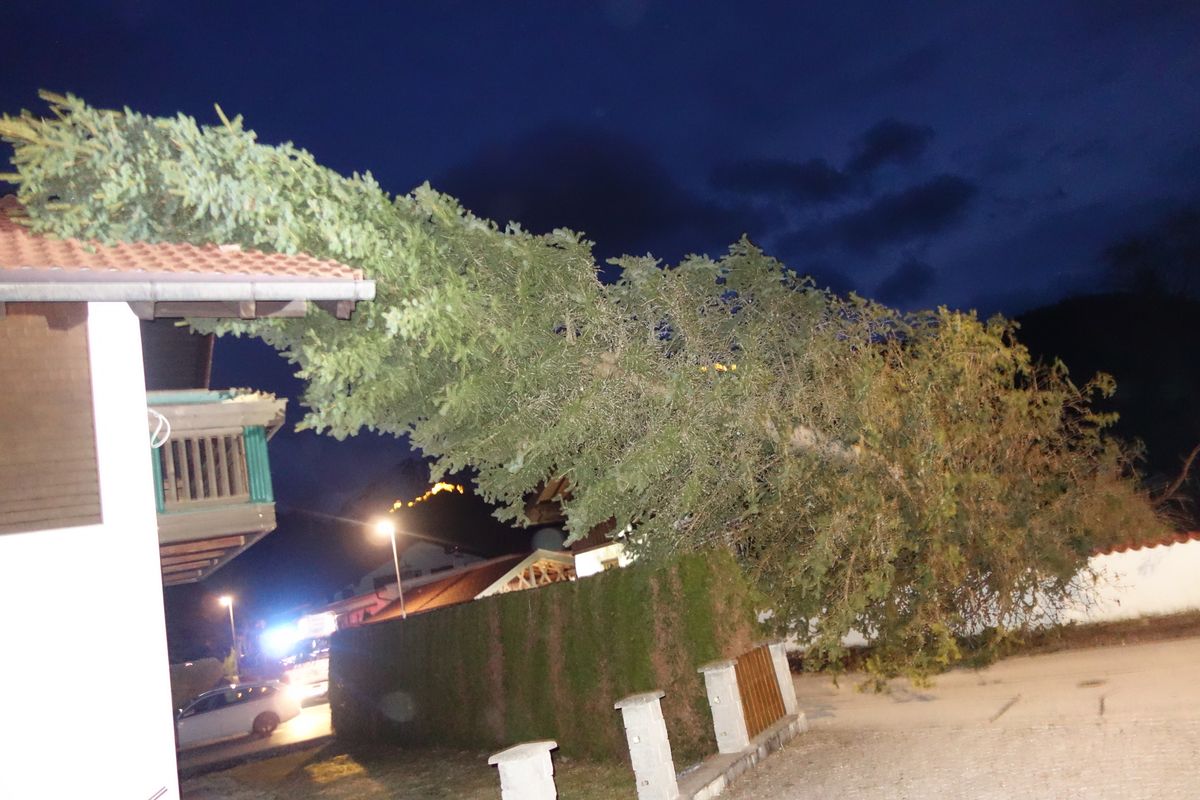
left=1, top=93, right=1168, bottom=678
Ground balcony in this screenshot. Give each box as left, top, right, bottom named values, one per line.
left=147, top=390, right=286, bottom=586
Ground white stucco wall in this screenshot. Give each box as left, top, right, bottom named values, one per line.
left=781, top=537, right=1200, bottom=654
left=0, top=303, right=180, bottom=800
left=1063, top=538, right=1200, bottom=623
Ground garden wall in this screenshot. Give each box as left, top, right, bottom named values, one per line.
left=330, top=549, right=762, bottom=763
left=1062, top=537, right=1200, bottom=623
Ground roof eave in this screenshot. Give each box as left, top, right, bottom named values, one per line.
left=0, top=277, right=375, bottom=303
left=0, top=276, right=375, bottom=319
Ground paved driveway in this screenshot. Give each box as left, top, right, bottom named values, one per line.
left=177, top=702, right=332, bottom=776
left=726, top=637, right=1200, bottom=799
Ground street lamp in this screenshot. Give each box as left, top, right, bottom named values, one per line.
left=218, top=594, right=238, bottom=678
left=373, top=516, right=407, bottom=619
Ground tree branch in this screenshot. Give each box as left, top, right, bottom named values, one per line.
left=1156, top=440, right=1200, bottom=505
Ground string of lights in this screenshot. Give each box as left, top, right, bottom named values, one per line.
left=390, top=481, right=466, bottom=512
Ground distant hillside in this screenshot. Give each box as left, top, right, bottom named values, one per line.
left=1017, top=292, right=1200, bottom=525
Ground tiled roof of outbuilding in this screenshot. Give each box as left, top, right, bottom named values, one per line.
left=0, top=195, right=364, bottom=280
left=369, top=555, right=526, bottom=623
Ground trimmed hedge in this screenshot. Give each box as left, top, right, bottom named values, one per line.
left=330, top=549, right=762, bottom=763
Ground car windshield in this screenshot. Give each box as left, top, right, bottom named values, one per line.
left=285, top=637, right=330, bottom=665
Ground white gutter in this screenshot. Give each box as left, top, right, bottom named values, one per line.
left=0, top=278, right=375, bottom=303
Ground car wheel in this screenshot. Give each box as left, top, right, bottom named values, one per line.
left=252, top=712, right=280, bottom=737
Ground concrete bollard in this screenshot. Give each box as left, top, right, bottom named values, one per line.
left=614, top=690, right=680, bottom=800
left=697, top=659, right=750, bottom=754
left=488, top=740, right=559, bottom=800
left=766, top=641, right=799, bottom=716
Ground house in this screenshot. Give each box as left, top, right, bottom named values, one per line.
left=254, top=548, right=573, bottom=702
left=290, top=547, right=576, bottom=630
left=317, top=542, right=485, bottom=628
left=524, top=478, right=634, bottom=577
left=0, top=196, right=373, bottom=800
left=340, top=539, right=485, bottom=596
left=367, top=548, right=576, bottom=623
left=137, top=320, right=291, bottom=585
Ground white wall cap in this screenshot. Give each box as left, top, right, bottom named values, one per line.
left=614, top=690, right=666, bottom=709
left=488, top=740, right=558, bottom=765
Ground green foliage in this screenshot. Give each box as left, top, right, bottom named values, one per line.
left=329, top=551, right=761, bottom=763
left=2, top=94, right=1170, bottom=680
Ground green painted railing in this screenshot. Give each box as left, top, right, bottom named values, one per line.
left=151, top=446, right=166, bottom=514
left=244, top=425, right=274, bottom=504
left=150, top=424, right=275, bottom=511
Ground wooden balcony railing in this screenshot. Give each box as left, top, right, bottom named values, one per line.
left=152, top=425, right=273, bottom=513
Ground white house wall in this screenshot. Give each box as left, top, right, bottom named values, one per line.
left=0, top=302, right=180, bottom=800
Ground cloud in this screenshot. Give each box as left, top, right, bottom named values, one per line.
left=436, top=124, right=769, bottom=262
left=710, top=158, right=851, bottom=205
left=707, top=117, right=936, bottom=213
left=847, top=119, right=935, bottom=176
left=874, top=259, right=936, bottom=306
left=823, top=174, right=978, bottom=252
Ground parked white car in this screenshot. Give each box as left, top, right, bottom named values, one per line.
left=175, top=681, right=301, bottom=749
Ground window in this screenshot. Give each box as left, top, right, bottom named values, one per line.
left=186, top=693, right=227, bottom=716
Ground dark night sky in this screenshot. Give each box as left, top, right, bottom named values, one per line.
left=4, top=2, right=1199, bottom=638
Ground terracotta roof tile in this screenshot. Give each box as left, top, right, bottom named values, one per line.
left=0, top=195, right=363, bottom=280
left=1093, top=530, right=1200, bottom=557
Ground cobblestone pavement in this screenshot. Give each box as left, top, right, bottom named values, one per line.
left=725, top=637, right=1200, bottom=799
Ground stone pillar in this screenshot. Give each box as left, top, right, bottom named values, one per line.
left=697, top=659, right=750, bottom=754
left=488, top=740, right=558, bottom=800
left=614, top=690, right=679, bottom=800
left=767, top=641, right=798, bottom=716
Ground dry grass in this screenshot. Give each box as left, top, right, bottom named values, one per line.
left=180, top=742, right=635, bottom=800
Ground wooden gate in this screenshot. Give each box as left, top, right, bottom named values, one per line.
left=734, top=644, right=786, bottom=739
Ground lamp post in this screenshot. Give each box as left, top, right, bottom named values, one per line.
left=218, top=594, right=238, bottom=678
left=373, top=517, right=407, bottom=619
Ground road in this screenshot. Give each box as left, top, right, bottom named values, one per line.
left=176, top=701, right=332, bottom=776
left=725, top=637, right=1200, bottom=799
